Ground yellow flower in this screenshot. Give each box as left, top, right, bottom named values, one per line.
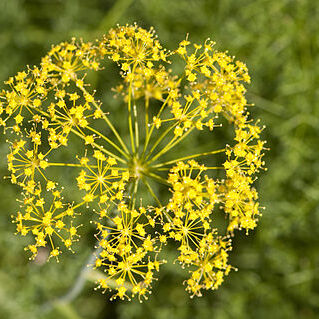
left=13, top=186, right=80, bottom=260
left=0, top=24, right=266, bottom=300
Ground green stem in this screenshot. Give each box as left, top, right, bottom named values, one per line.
left=48, top=163, right=89, bottom=168
left=133, top=103, right=139, bottom=152
left=151, top=148, right=226, bottom=168
left=144, top=96, right=150, bottom=147
left=86, top=125, right=130, bottom=159
left=130, top=178, right=139, bottom=209
left=144, top=122, right=178, bottom=161
left=147, top=127, right=195, bottom=165
left=48, top=163, right=128, bottom=170
left=141, top=95, right=170, bottom=157
left=36, top=109, right=126, bottom=164
left=79, top=86, right=130, bottom=155
left=128, top=63, right=137, bottom=154
left=144, top=170, right=170, bottom=186
left=141, top=177, right=162, bottom=207
left=156, top=166, right=224, bottom=171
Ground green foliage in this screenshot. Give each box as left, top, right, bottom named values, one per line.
left=0, top=0, right=318, bottom=318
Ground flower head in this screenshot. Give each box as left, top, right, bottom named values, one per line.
left=1, top=24, right=266, bottom=300
left=13, top=186, right=80, bottom=260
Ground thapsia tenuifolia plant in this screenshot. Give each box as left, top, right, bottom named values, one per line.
left=0, top=24, right=266, bottom=301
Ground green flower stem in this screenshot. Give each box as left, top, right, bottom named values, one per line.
left=144, top=122, right=178, bottom=161
left=133, top=103, right=139, bottom=152
left=143, top=170, right=170, bottom=186
left=147, top=127, right=195, bottom=165
left=130, top=178, right=139, bottom=210
left=144, top=96, right=150, bottom=147
left=86, top=125, right=130, bottom=159
left=79, top=86, right=130, bottom=156
left=151, top=148, right=226, bottom=168
left=155, top=166, right=224, bottom=171
left=36, top=109, right=127, bottom=164
left=141, top=94, right=170, bottom=157
left=141, top=177, right=162, bottom=207
left=127, top=63, right=137, bottom=154
left=48, top=162, right=127, bottom=170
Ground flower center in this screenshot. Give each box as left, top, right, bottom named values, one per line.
left=129, top=157, right=147, bottom=180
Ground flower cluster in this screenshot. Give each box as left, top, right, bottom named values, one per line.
left=164, top=160, right=233, bottom=295
left=95, top=203, right=164, bottom=300
left=76, top=150, right=129, bottom=203
left=0, top=24, right=266, bottom=300
left=13, top=186, right=80, bottom=260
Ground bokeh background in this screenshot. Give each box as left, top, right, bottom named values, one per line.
left=0, top=0, right=319, bottom=318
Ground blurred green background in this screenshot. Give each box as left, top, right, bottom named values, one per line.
left=0, top=0, right=319, bottom=318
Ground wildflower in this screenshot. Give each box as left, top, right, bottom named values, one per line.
left=0, top=24, right=266, bottom=300
left=13, top=186, right=81, bottom=260
left=95, top=204, right=164, bottom=300
left=7, top=138, right=49, bottom=191
left=76, top=150, right=128, bottom=202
